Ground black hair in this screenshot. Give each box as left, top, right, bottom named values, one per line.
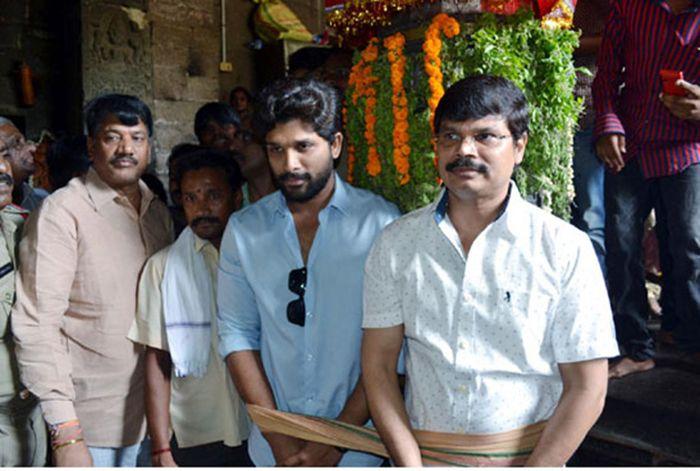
left=434, top=75, right=529, bottom=139
left=288, top=47, right=333, bottom=75
left=168, top=143, right=202, bottom=172
left=194, top=102, right=241, bottom=142
left=173, top=148, right=244, bottom=194
left=84, top=94, right=153, bottom=137
left=46, top=135, right=91, bottom=190
left=229, top=86, right=253, bottom=105
left=255, top=78, right=341, bottom=143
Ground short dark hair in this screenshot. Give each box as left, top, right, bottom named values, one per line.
left=255, top=78, right=341, bottom=142
left=84, top=94, right=153, bottom=137
left=168, top=143, right=202, bottom=172
left=434, top=75, right=529, bottom=139
left=47, top=135, right=90, bottom=190
left=174, top=148, right=244, bottom=194
left=194, top=102, right=241, bottom=142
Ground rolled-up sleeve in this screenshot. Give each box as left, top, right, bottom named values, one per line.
left=217, top=218, right=261, bottom=358
left=11, top=200, right=79, bottom=424
left=593, top=0, right=626, bottom=139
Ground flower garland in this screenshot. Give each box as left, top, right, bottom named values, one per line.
left=423, top=13, right=461, bottom=133
left=384, top=32, right=410, bottom=185
left=349, top=38, right=381, bottom=177
left=342, top=106, right=356, bottom=183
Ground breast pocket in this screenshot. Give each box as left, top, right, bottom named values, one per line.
left=497, top=288, right=554, bottom=350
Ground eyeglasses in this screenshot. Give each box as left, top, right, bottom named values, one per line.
left=287, top=267, right=307, bottom=327
left=434, top=131, right=512, bottom=151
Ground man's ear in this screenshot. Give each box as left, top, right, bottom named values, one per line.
left=86, top=136, right=96, bottom=162
left=330, top=132, right=343, bottom=160
left=513, top=132, right=528, bottom=166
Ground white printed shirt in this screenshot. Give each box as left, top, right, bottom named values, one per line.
left=363, top=183, right=619, bottom=434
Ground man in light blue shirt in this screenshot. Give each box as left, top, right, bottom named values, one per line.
left=217, top=78, right=399, bottom=467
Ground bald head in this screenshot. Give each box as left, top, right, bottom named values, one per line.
left=0, top=118, right=36, bottom=183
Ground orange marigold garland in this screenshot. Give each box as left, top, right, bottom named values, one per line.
left=384, top=32, right=411, bottom=186
left=423, top=13, right=461, bottom=133
left=342, top=106, right=356, bottom=183
left=358, top=38, right=381, bottom=177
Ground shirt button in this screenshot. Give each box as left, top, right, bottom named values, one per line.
left=307, top=312, right=313, bottom=318
left=459, top=341, right=467, bottom=349
left=307, top=354, right=313, bottom=362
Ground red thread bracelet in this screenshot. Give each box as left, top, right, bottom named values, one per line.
left=151, top=447, right=171, bottom=457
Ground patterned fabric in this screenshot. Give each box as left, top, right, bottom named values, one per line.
left=363, top=183, right=619, bottom=435
left=593, top=0, right=700, bottom=177
left=248, top=405, right=546, bottom=467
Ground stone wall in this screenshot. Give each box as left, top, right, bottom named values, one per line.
left=0, top=0, right=82, bottom=139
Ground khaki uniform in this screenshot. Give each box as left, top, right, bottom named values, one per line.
left=0, top=206, right=47, bottom=466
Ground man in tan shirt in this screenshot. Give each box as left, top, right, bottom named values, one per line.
left=11, top=94, right=172, bottom=467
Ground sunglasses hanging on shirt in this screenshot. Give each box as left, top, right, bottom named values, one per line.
left=287, top=267, right=307, bottom=327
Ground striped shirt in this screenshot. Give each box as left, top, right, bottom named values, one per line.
left=593, top=0, right=700, bottom=177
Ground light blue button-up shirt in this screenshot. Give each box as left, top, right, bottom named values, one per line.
left=217, top=173, right=400, bottom=466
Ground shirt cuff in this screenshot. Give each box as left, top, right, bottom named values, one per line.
left=594, top=112, right=626, bottom=139
left=218, top=333, right=261, bottom=360
left=40, top=399, right=78, bottom=425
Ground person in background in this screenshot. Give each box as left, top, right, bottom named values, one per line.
left=0, top=153, right=46, bottom=467
left=217, top=78, right=399, bottom=466
left=593, top=0, right=700, bottom=376
left=571, top=0, right=610, bottom=273
left=46, top=135, right=91, bottom=191
left=0, top=117, right=48, bottom=211
left=194, top=102, right=275, bottom=206
left=229, top=86, right=254, bottom=130
left=129, top=149, right=251, bottom=467
left=12, top=94, right=172, bottom=467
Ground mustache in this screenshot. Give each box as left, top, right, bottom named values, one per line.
left=109, top=155, right=138, bottom=165
left=191, top=216, right=221, bottom=227
left=445, top=156, right=488, bottom=174
left=277, top=172, right=311, bottom=183
left=0, top=173, right=14, bottom=187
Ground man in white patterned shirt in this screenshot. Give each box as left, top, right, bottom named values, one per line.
left=361, top=75, right=619, bottom=467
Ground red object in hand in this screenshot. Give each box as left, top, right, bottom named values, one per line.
left=660, top=69, right=686, bottom=96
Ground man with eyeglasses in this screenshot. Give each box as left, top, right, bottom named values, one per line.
left=217, top=78, right=399, bottom=467
left=0, top=117, right=48, bottom=211
left=194, top=102, right=275, bottom=206
left=361, top=75, right=618, bottom=466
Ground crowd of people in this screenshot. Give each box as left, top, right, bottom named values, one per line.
left=0, top=0, right=698, bottom=466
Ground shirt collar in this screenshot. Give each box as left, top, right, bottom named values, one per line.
left=433, top=181, right=526, bottom=237
left=274, top=172, right=351, bottom=217
left=85, top=166, right=155, bottom=213
left=192, top=231, right=217, bottom=254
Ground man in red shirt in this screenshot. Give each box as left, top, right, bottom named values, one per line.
left=594, top=0, right=700, bottom=377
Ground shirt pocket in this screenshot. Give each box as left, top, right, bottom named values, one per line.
left=496, top=287, right=554, bottom=350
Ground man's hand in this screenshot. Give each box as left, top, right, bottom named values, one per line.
left=595, top=133, right=626, bottom=173
left=279, top=441, right=344, bottom=467
left=53, top=439, right=93, bottom=467
left=265, top=432, right=305, bottom=464
left=152, top=450, right=178, bottom=467
left=660, top=79, right=700, bottom=121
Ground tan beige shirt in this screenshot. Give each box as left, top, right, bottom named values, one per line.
left=128, top=237, right=249, bottom=448
left=11, top=168, right=172, bottom=447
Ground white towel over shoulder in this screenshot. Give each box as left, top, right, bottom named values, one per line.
left=162, top=227, right=213, bottom=378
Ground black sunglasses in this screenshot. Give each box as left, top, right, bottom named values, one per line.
left=287, top=267, right=307, bottom=327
